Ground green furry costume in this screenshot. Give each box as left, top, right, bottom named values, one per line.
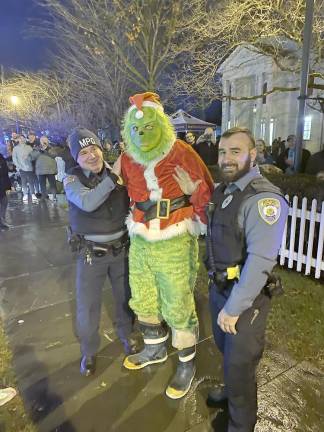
left=120, top=92, right=213, bottom=399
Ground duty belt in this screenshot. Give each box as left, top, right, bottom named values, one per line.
left=84, top=232, right=129, bottom=258
left=208, top=265, right=241, bottom=287
left=135, top=195, right=191, bottom=222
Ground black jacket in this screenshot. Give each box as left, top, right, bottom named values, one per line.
left=0, top=156, right=11, bottom=196
left=193, top=140, right=218, bottom=166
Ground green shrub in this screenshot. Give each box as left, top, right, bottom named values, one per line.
left=263, top=173, right=324, bottom=209
left=208, top=166, right=324, bottom=209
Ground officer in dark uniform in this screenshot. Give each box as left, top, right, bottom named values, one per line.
left=64, top=127, right=137, bottom=376
left=205, top=127, right=288, bottom=431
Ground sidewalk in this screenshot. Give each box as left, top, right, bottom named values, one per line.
left=0, top=193, right=323, bottom=432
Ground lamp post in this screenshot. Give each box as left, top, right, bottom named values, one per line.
left=10, top=95, right=19, bottom=134
left=294, top=0, right=314, bottom=172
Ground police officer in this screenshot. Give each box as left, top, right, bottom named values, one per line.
left=205, top=127, right=288, bottom=431
left=64, top=127, right=137, bottom=376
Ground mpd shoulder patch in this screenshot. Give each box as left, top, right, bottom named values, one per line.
left=257, top=198, right=281, bottom=225
left=63, top=175, right=76, bottom=186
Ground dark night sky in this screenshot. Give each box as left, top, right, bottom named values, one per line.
left=0, top=0, right=52, bottom=71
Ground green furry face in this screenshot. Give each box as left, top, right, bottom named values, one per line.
left=129, top=108, right=162, bottom=153
left=123, top=106, right=176, bottom=165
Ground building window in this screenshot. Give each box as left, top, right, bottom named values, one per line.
left=303, top=115, right=312, bottom=140
left=262, top=82, right=267, bottom=104
left=269, top=118, right=275, bottom=145
left=260, top=118, right=266, bottom=139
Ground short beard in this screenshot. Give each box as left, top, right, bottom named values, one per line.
left=219, top=157, right=251, bottom=183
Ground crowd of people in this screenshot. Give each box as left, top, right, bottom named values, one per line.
left=183, top=129, right=324, bottom=179
left=1, top=95, right=323, bottom=430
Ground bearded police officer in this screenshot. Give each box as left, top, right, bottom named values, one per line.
left=64, top=127, right=137, bottom=376
left=205, top=127, right=288, bottom=431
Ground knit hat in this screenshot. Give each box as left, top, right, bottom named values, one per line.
left=68, top=127, right=102, bottom=161
left=128, top=92, right=164, bottom=119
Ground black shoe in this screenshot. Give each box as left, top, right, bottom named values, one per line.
left=121, top=336, right=140, bottom=355
left=206, top=385, right=228, bottom=407
left=0, top=223, right=9, bottom=231
left=80, top=356, right=96, bottom=376
left=35, top=193, right=42, bottom=198
left=211, top=408, right=229, bottom=431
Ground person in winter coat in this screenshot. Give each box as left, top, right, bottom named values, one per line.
left=194, top=127, right=218, bottom=166
left=29, top=136, right=58, bottom=201
left=12, top=135, right=39, bottom=202
left=0, top=154, right=12, bottom=230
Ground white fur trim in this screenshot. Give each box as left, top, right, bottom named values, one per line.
left=128, top=101, right=164, bottom=113
left=195, top=215, right=207, bottom=235
left=126, top=214, right=201, bottom=242
left=143, top=160, right=163, bottom=201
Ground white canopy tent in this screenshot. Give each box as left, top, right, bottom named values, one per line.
left=169, top=109, right=216, bottom=132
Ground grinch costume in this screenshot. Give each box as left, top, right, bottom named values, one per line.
left=121, top=92, right=213, bottom=399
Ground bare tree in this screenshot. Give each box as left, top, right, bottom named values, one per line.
left=172, top=0, right=324, bottom=104
left=36, top=0, right=207, bottom=114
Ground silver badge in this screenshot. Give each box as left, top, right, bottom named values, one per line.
left=221, top=194, right=233, bottom=209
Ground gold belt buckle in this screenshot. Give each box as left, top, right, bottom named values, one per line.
left=156, top=198, right=171, bottom=219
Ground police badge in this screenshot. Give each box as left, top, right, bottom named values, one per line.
left=257, top=198, right=281, bottom=225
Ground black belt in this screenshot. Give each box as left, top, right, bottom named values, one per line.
left=135, top=195, right=191, bottom=222
left=85, top=232, right=129, bottom=257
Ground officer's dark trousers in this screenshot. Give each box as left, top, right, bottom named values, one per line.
left=76, top=247, right=134, bottom=357
left=209, top=283, right=271, bottom=432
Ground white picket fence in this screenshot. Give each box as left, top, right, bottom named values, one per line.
left=279, top=195, right=324, bottom=279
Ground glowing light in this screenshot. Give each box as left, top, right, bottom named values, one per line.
left=10, top=95, right=19, bottom=105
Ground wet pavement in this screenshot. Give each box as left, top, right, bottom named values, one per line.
left=0, top=192, right=323, bottom=432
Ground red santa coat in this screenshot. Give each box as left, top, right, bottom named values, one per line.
left=121, top=139, right=214, bottom=242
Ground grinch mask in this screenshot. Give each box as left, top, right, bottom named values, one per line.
left=123, top=102, right=176, bottom=165
left=129, top=107, right=162, bottom=153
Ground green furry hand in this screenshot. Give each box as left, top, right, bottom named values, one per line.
left=173, top=166, right=202, bottom=195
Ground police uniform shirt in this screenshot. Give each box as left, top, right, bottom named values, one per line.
left=222, top=166, right=289, bottom=316
left=63, top=162, right=126, bottom=241
left=63, top=162, right=117, bottom=213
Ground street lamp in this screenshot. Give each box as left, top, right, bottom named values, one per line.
left=10, top=95, right=19, bottom=133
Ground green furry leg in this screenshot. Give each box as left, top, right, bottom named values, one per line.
left=129, top=234, right=199, bottom=341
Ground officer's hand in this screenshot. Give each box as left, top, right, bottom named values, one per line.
left=217, top=308, right=239, bottom=335
left=172, top=165, right=202, bottom=195
left=111, top=155, right=122, bottom=176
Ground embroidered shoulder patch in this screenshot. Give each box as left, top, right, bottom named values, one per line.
left=257, top=198, right=281, bottom=225
left=63, top=175, right=76, bottom=186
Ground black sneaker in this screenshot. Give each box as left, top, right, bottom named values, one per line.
left=80, top=356, right=96, bottom=376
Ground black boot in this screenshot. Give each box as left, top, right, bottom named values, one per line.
left=206, top=385, right=228, bottom=407
left=123, top=322, right=168, bottom=370
left=80, top=356, right=96, bottom=376
left=165, top=346, right=196, bottom=399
